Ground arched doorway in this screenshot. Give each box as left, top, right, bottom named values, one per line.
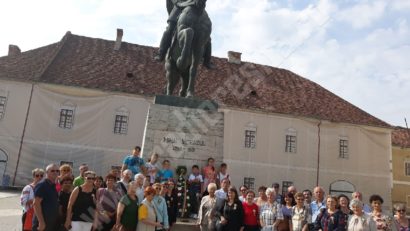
left=0, top=149, right=8, bottom=186
left=329, top=180, right=355, bottom=196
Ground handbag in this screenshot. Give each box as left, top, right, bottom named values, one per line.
left=23, top=207, right=34, bottom=231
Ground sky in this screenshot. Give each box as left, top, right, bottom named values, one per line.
left=0, top=0, right=409, bottom=127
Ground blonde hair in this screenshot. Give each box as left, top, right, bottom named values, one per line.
left=60, top=164, right=72, bottom=172
left=207, top=183, right=217, bottom=191
left=32, top=168, right=45, bottom=177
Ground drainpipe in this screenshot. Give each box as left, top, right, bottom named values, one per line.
left=316, top=120, right=322, bottom=186
left=12, top=83, right=35, bottom=186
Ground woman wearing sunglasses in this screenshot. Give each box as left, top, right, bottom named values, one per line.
left=21, top=168, right=44, bottom=231
left=65, top=171, right=97, bottom=231
left=393, top=203, right=409, bottom=231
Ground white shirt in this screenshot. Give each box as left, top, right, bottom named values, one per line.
left=217, top=172, right=230, bottom=181
left=146, top=162, right=161, bottom=184
left=188, top=173, right=204, bottom=182
left=135, top=185, right=145, bottom=204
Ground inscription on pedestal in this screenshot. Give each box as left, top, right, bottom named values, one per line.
left=142, top=96, right=224, bottom=166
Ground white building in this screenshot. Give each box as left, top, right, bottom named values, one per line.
left=0, top=31, right=392, bottom=209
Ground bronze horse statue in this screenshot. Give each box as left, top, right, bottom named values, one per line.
left=165, top=4, right=212, bottom=98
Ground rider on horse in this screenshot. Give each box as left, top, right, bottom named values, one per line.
left=154, top=0, right=214, bottom=69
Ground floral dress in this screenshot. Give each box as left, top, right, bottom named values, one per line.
left=370, top=212, right=397, bottom=231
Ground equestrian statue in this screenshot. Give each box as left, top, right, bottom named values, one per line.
left=154, top=0, right=213, bottom=98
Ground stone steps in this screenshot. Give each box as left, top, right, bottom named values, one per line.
left=171, top=218, right=200, bottom=231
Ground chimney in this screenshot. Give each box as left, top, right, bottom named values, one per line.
left=114, top=28, right=123, bottom=51
left=228, top=51, right=242, bottom=64
left=8, top=45, right=21, bottom=56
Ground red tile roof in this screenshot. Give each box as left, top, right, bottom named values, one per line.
left=0, top=32, right=391, bottom=128
left=392, top=127, right=410, bottom=148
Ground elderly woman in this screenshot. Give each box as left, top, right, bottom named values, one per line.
left=198, top=182, right=218, bottom=231
left=218, top=186, right=244, bottom=231
left=138, top=186, right=163, bottom=231
left=290, top=192, right=310, bottom=231
left=314, top=195, right=346, bottom=231
left=65, top=171, right=97, bottom=231
left=21, top=168, right=44, bottom=231
left=94, top=173, right=122, bottom=231
left=242, top=190, right=260, bottom=231
left=369, top=194, right=397, bottom=231
left=115, top=182, right=139, bottom=231
left=393, top=203, right=409, bottom=231
left=347, top=198, right=376, bottom=231
left=260, top=187, right=284, bottom=231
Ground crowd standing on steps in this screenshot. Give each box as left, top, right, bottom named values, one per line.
left=20, top=146, right=409, bottom=231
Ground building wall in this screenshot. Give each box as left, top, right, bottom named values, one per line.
left=2, top=82, right=151, bottom=185
left=392, top=146, right=410, bottom=214
left=222, top=108, right=392, bottom=210
left=0, top=79, right=394, bottom=212
left=0, top=80, right=32, bottom=186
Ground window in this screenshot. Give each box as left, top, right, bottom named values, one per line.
left=114, top=115, right=128, bottom=134
left=282, top=181, right=293, bottom=196
left=0, top=96, right=6, bottom=120
left=245, top=130, right=256, bottom=149
left=285, top=135, right=297, bottom=153
left=405, top=162, right=410, bottom=176
left=244, top=177, right=255, bottom=190
left=339, top=139, right=349, bottom=159
left=59, top=109, right=74, bottom=129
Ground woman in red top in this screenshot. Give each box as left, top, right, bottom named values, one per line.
left=242, top=190, right=260, bottom=231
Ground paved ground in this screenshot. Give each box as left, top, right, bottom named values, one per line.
left=0, top=190, right=198, bottom=231
left=0, top=190, right=21, bottom=231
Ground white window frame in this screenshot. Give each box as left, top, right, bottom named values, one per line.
left=405, top=161, right=410, bottom=177
left=244, top=123, right=257, bottom=149
left=58, top=101, right=76, bottom=129
left=114, top=106, right=129, bottom=135
left=285, top=128, right=297, bottom=153
left=339, top=137, right=349, bottom=159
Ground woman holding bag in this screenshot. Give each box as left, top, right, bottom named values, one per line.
left=94, top=173, right=122, bottom=231
left=65, top=171, right=97, bottom=231
left=21, top=168, right=44, bottom=231
left=115, top=181, right=139, bottom=231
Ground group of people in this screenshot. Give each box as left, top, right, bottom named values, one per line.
left=20, top=146, right=409, bottom=231
left=197, top=183, right=409, bottom=231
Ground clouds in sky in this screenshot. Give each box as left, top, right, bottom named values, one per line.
left=0, top=0, right=409, bottom=126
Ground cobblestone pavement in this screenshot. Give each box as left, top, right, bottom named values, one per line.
left=0, top=190, right=21, bottom=231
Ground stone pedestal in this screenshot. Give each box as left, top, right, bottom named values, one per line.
left=141, top=95, right=224, bottom=168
